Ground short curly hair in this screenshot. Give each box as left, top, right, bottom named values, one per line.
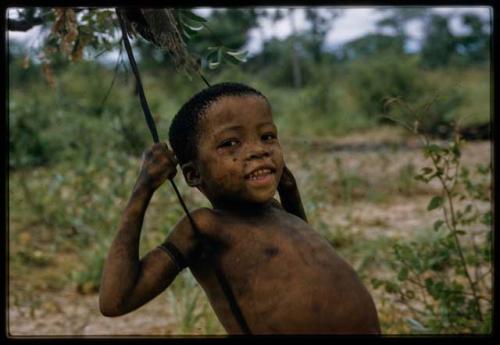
left=168, top=82, right=267, bottom=165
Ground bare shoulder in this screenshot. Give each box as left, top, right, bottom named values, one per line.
left=173, top=207, right=218, bottom=234
left=187, top=207, right=217, bottom=226
left=165, top=207, right=217, bottom=258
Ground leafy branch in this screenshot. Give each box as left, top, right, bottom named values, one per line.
left=11, top=8, right=250, bottom=88
left=175, top=9, right=248, bottom=70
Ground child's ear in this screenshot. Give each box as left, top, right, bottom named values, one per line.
left=181, top=161, right=202, bottom=187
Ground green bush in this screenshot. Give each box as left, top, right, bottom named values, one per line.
left=348, top=54, right=425, bottom=121
left=9, top=97, right=52, bottom=168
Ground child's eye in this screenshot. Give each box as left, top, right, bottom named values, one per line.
left=262, top=133, right=277, bottom=141
left=218, top=139, right=239, bottom=148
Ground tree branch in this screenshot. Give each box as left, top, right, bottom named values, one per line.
left=7, top=17, right=44, bottom=32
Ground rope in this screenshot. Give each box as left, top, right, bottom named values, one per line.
left=115, top=9, right=251, bottom=335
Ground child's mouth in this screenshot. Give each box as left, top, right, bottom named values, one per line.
left=245, top=168, right=275, bottom=186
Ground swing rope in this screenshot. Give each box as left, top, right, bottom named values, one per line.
left=116, top=9, right=251, bottom=335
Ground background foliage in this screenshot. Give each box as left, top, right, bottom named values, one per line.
left=8, top=7, right=491, bottom=335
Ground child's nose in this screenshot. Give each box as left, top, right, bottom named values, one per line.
left=245, top=143, right=270, bottom=160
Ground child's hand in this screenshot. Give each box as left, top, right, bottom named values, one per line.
left=138, top=143, right=178, bottom=191
left=278, top=165, right=297, bottom=190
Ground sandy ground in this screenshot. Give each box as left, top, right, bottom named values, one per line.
left=8, top=289, right=179, bottom=336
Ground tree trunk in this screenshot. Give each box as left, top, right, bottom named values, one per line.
left=289, top=9, right=302, bottom=89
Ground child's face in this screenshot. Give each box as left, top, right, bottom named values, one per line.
left=193, top=95, right=284, bottom=205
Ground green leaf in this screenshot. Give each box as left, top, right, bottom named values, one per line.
left=427, top=196, right=443, bottom=211
left=434, top=281, right=445, bottom=295
left=206, top=49, right=219, bottom=63
left=424, top=144, right=442, bottom=157
left=477, top=164, right=490, bottom=175
left=460, top=166, right=470, bottom=178
left=217, top=48, right=222, bottom=62
left=207, top=48, right=223, bottom=69
left=180, top=9, right=208, bottom=23
left=433, top=219, right=445, bottom=231
left=421, top=167, right=433, bottom=175
left=409, top=255, right=423, bottom=273
left=450, top=142, right=461, bottom=158
left=181, top=28, right=192, bottom=40
left=465, top=254, right=479, bottom=265
left=179, top=14, right=204, bottom=31
left=224, top=53, right=242, bottom=65
left=424, top=278, right=434, bottom=292
left=371, top=278, right=383, bottom=289
left=79, top=25, right=93, bottom=34
left=385, top=281, right=400, bottom=293
left=208, top=60, right=220, bottom=69
left=225, top=50, right=248, bottom=63
left=397, top=267, right=408, bottom=281
left=224, top=53, right=246, bottom=65
left=481, top=211, right=492, bottom=226
left=183, top=22, right=203, bottom=31
left=182, top=25, right=200, bottom=38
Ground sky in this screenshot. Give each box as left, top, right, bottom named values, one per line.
left=248, top=7, right=491, bottom=54
left=7, top=7, right=492, bottom=59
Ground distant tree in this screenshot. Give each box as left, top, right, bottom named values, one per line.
left=337, top=8, right=430, bottom=62
left=348, top=54, right=426, bottom=121
left=375, top=8, right=430, bottom=50
left=288, top=9, right=302, bottom=88
left=248, top=8, right=342, bottom=88
left=303, top=9, right=341, bottom=63
left=339, top=33, right=404, bottom=61
left=454, top=12, right=490, bottom=65
left=420, top=14, right=457, bottom=68
left=376, top=8, right=429, bottom=34
left=250, top=8, right=305, bottom=88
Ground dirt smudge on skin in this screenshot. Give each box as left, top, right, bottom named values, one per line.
left=263, top=246, right=279, bottom=259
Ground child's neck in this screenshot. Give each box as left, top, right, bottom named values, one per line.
left=211, top=198, right=274, bottom=217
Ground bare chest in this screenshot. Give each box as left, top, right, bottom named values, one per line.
left=189, top=215, right=346, bottom=327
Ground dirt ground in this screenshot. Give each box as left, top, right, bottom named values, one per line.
left=8, top=289, right=180, bottom=336
left=7, top=129, right=491, bottom=337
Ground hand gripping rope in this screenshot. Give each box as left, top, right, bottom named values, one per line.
left=116, top=9, right=251, bottom=335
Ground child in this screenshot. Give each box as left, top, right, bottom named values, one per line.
left=99, top=83, right=380, bottom=334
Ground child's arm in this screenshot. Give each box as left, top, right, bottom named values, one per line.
left=277, top=165, right=308, bottom=222
left=99, top=143, right=197, bottom=317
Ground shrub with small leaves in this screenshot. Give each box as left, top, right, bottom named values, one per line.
left=373, top=98, right=492, bottom=333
